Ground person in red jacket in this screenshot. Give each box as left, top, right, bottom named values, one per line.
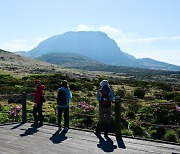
left=32, top=80, right=45, bottom=127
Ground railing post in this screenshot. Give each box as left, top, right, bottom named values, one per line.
left=22, top=92, right=27, bottom=123
left=115, top=96, right=121, bottom=137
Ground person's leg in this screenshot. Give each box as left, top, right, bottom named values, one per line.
left=105, top=107, right=111, bottom=124
left=58, top=107, right=63, bottom=129
left=64, top=107, right=69, bottom=129
left=37, top=103, right=43, bottom=126
left=104, top=107, right=112, bottom=136
left=32, top=105, right=38, bottom=126
left=95, top=107, right=104, bottom=134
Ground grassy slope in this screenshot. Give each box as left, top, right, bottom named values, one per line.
left=36, top=52, right=104, bottom=68
left=0, top=50, right=103, bottom=79
left=0, top=49, right=64, bottom=74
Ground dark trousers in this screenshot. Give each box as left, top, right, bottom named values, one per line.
left=58, top=107, right=69, bottom=128
left=33, top=103, right=43, bottom=124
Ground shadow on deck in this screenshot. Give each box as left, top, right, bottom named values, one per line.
left=0, top=123, right=180, bottom=154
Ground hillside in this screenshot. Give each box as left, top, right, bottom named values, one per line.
left=0, top=49, right=64, bottom=75
left=36, top=52, right=104, bottom=68
left=36, top=52, right=180, bottom=84
left=18, top=31, right=180, bottom=71
left=2, top=49, right=180, bottom=84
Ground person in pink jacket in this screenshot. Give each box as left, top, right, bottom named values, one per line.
left=32, top=80, right=45, bottom=127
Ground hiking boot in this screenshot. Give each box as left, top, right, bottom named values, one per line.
left=64, top=127, right=69, bottom=131
left=38, top=122, right=43, bottom=127
left=94, top=130, right=101, bottom=136
left=58, top=126, right=62, bottom=131
left=104, top=123, right=110, bottom=137
left=94, top=123, right=102, bottom=136
left=31, top=122, right=38, bottom=127
left=104, top=132, right=108, bottom=138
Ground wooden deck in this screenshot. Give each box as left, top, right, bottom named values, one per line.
left=0, top=123, right=180, bottom=154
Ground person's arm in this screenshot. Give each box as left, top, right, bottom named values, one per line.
left=69, top=90, right=72, bottom=99
left=97, top=90, right=101, bottom=102
left=109, top=91, right=114, bottom=102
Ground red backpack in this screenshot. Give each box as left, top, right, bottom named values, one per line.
left=99, top=89, right=111, bottom=108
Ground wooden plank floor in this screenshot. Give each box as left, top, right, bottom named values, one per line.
left=0, top=123, right=180, bottom=154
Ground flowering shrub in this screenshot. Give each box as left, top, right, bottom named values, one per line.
left=10, top=105, right=22, bottom=118
left=77, top=101, right=95, bottom=114
left=73, top=101, right=96, bottom=128
left=176, top=105, right=180, bottom=112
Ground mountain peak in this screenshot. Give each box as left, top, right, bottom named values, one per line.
left=19, top=31, right=180, bottom=71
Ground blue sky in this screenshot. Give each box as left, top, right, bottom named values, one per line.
left=0, top=0, right=180, bottom=66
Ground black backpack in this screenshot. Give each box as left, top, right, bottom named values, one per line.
left=57, top=89, right=67, bottom=105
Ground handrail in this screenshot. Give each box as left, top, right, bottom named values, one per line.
left=1, top=92, right=179, bottom=135
left=124, top=117, right=180, bottom=128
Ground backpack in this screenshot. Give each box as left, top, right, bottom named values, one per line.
left=40, top=95, right=45, bottom=103
left=57, top=89, right=67, bottom=105
left=99, top=89, right=111, bottom=108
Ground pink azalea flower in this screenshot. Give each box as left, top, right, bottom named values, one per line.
left=82, top=101, right=87, bottom=105
left=11, top=109, right=17, bottom=117
left=15, top=105, right=22, bottom=111
left=85, top=106, right=90, bottom=110
left=176, top=105, right=180, bottom=112
left=78, top=102, right=82, bottom=106
left=81, top=104, right=86, bottom=109
left=89, top=105, right=94, bottom=109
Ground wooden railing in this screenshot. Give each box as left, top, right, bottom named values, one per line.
left=2, top=92, right=179, bottom=137
left=18, top=92, right=122, bottom=136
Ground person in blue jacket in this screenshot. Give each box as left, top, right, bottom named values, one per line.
left=57, top=80, right=72, bottom=131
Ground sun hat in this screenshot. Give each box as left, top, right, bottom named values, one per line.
left=35, top=80, right=41, bottom=84
left=100, top=80, right=109, bottom=87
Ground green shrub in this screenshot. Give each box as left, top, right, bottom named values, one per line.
left=86, top=92, right=93, bottom=97
left=134, top=88, right=146, bottom=99
left=69, top=83, right=82, bottom=91
left=43, top=116, right=49, bottom=123
left=126, top=111, right=135, bottom=119
left=174, top=96, right=180, bottom=102
left=126, top=92, right=133, bottom=99
left=164, top=130, right=177, bottom=142
left=150, top=127, right=165, bottom=140
left=49, top=114, right=57, bottom=124
left=121, top=129, right=132, bottom=136
left=164, top=92, right=175, bottom=100
left=130, top=124, right=144, bottom=137
left=157, top=83, right=172, bottom=92
left=150, top=130, right=158, bottom=139
left=177, top=128, right=180, bottom=138
left=115, top=88, right=126, bottom=98
left=156, top=127, right=166, bottom=140
left=128, top=99, right=141, bottom=113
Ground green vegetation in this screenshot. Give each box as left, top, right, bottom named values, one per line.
left=0, top=69, right=180, bottom=143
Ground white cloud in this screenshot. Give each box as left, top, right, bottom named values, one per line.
left=116, top=36, right=180, bottom=46
left=77, top=24, right=94, bottom=31
left=77, top=24, right=122, bottom=39
left=77, top=24, right=180, bottom=45
left=0, top=37, right=47, bottom=52
left=98, top=25, right=121, bottom=33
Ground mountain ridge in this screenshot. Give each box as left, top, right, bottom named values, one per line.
left=16, top=31, right=180, bottom=71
